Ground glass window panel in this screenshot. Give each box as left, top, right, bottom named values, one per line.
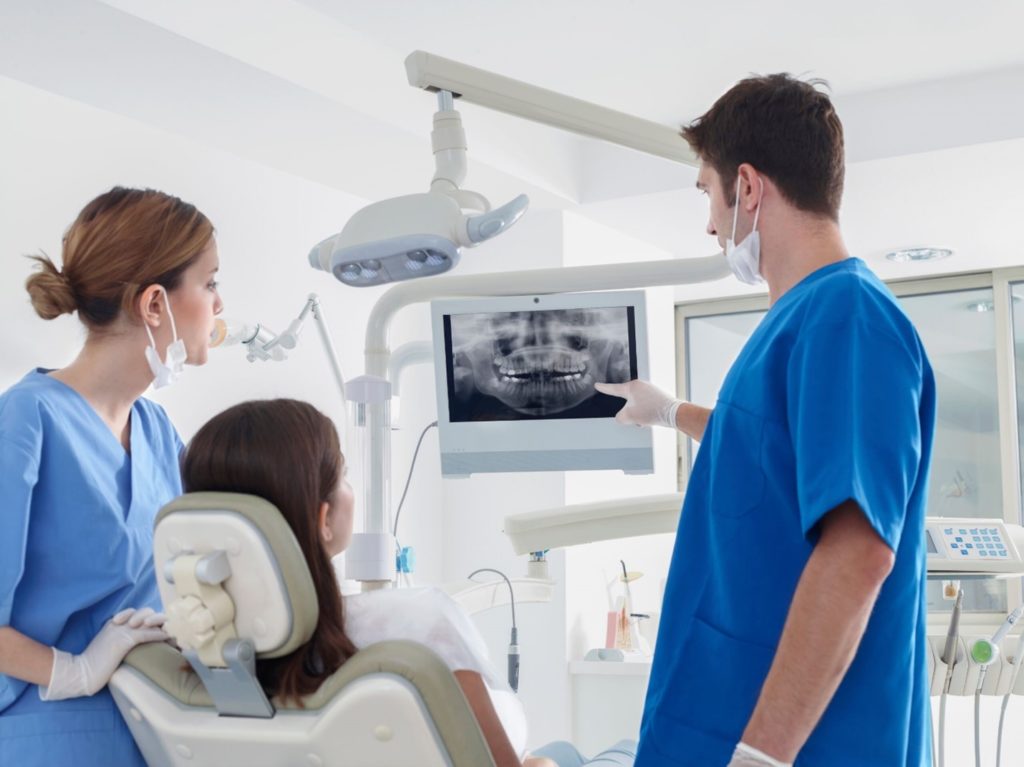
left=899, top=289, right=1002, bottom=522
left=1011, top=282, right=1024, bottom=523
left=900, top=289, right=1004, bottom=614
left=684, top=310, right=765, bottom=470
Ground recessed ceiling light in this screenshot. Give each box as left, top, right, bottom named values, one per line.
left=966, top=300, right=994, bottom=313
left=885, top=247, right=954, bottom=263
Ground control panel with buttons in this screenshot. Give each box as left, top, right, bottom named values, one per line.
left=925, top=518, right=1024, bottom=575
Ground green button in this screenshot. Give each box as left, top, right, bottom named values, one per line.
left=972, top=641, right=994, bottom=665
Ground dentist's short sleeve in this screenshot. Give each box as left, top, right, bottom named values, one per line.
left=786, top=319, right=925, bottom=551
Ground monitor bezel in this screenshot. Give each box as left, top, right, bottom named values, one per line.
left=430, top=290, right=653, bottom=475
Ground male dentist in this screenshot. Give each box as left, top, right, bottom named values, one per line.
left=597, top=74, right=936, bottom=767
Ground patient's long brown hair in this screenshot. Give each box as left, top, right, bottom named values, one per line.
left=181, top=399, right=358, bottom=703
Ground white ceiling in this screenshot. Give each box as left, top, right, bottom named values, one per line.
left=310, top=0, right=1024, bottom=124
left=3, top=0, right=1024, bottom=272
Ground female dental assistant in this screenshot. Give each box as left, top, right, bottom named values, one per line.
left=0, top=187, right=223, bottom=765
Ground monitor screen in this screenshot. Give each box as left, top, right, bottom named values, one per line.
left=431, top=290, right=654, bottom=477
left=442, top=306, right=638, bottom=422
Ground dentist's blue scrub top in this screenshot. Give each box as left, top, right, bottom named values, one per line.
left=0, top=369, right=183, bottom=766
left=636, top=259, right=936, bottom=767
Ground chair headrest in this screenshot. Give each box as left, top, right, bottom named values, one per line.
left=154, top=492, right=319, bottom=659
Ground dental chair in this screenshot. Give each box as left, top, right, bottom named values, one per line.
left=109, top=492, right=496, bottom=767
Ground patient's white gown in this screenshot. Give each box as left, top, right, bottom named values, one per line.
left=344, top=586, right=529, bottom=759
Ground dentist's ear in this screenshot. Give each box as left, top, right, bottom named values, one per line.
left=318, top=501, right=333, bottom=545
left=735, top=163, right=765, bottom=213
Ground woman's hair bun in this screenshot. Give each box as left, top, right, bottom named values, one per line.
left=25, top=254, right=78, bottom=320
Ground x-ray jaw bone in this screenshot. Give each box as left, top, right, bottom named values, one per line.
left=450, top=308, right=632, bottom=416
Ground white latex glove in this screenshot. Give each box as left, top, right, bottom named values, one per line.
left=40, top=607, right=169, bottom=701
left=726, top=742, right=793, bottom=767
left=593, top=379, right=683, bottom=430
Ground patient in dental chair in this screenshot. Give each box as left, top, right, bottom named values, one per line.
left=180, top=399, right=635, bottom=767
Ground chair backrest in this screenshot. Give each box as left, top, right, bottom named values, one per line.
left=110, top=492, right=496, bottom=767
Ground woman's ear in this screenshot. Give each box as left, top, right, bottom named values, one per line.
left=137, top=284, right=165, bottom=328
left=318, top=501, right=333, bottom=545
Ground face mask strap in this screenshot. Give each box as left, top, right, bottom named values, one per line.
left=751, top=177, right=764, bottom=233
left=732, top=175, right=765, bottom=240
left=730, top=178, right=742, bottom=241
left=159, top=287, right=180, bottom=343
left=144, top=287, right=180, bottom=360
left=143, top=321, right=158, bottom=349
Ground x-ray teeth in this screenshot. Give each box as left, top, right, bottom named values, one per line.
left=446, top=306, right=635, bottom=420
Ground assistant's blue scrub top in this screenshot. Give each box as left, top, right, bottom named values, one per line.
left=0, top=369, right=184, bottom=766
left=636, top=259, right=936, bottom=767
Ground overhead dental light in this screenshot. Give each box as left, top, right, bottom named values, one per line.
left=309, top=90, right=529, bottom=287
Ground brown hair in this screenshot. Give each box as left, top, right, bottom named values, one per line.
left=181, top=399, right=358, bottom=704
left=681, top=74, right=845, bottom=220
left=25, top=187, right=214, bottom=326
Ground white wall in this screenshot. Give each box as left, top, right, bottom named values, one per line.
left=0, top=75, right=378, bottom=434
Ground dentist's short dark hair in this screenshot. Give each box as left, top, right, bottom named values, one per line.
left=682, top=74, right=845, bottom=220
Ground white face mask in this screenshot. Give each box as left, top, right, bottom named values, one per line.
left=725, top=177, right=764, bottom=285
left=144, top=288, right=187, bottom=389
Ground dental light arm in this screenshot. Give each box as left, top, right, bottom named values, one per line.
left=308, top=90, right=529, bottom=288
left=363, top=257, right=731, bottom=377
left=387, top=341, right=434, bottom=427
left=405, top=51, right=698, bottom=166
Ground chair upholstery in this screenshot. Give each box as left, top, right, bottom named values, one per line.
left=110, top=492, right=497, bottom=767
